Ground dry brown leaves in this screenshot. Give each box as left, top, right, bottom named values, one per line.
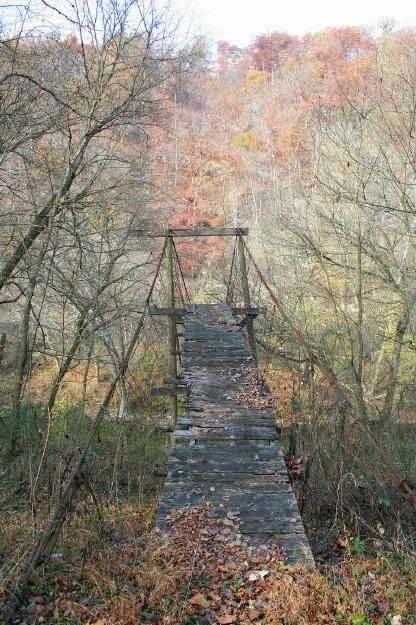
left=229, top=366, right=274, bottom=410
left=8, top=505, right=416, bottom=625
left=284, top=454, right=309, bottom=480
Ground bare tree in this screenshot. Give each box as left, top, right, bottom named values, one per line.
left=0, top=0, right=185, bottom=295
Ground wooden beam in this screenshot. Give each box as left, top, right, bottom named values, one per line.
left=163, top=377, right=186, bottom=385
left=129, top=228, right=249, bottom=238
left=150, top=306, right=264, bottom=316
left=231, top=307, right=266, bottom=316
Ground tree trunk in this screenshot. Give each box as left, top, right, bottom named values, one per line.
left=354, top=204, right=368, bottom=420
left=10, top=282, right=34, bottom=453
left=381, top=305, right=412, bottom=422
left=46, top=310, right=89, bottom=415
left=117, top=374, right=130, bottom=420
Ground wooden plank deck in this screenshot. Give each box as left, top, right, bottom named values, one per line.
left=156, top=303, right=314, bottom=566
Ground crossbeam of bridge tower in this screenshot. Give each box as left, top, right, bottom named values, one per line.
left=129, top=227, right=249, bottom=238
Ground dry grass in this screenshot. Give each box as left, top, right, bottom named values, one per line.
left=265, top=560, right=416, bottom=624
left=2, top=502, right=415, bottom=625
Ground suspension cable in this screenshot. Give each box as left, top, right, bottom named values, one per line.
left=172, top=239, right=191, bottom=303
left=174, top=261, right=186, bottom=307
left=240, top=235, right=345, bottom=399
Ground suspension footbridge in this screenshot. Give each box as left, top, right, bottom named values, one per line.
left=131, top=227, right=315, bottom=566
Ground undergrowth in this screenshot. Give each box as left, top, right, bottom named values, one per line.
left=2, top=504, right=415, bottom=625
left=1, top=361, right=415, bottom=624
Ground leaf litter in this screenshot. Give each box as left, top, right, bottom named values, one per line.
left=8, top=505, right=416, bottom=625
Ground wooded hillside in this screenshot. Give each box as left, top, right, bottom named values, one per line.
left=0, top=2, right=415, bottom=623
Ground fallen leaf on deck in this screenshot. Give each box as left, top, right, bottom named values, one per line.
left=226, top=510, right=240, bottom=519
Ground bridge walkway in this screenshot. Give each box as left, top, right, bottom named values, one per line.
left=156, top=302, right=314, bottom=566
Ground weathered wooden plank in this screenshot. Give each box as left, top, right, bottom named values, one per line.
left=175, top=437, right=275, bottom=449
left=167, top=463, right=285, bottom=475
left=182, top=406, right=271, bottom=416
left=169, top=447, right=285, bottom=462
left=130, top=228, right=249, bottom=238
left=162, top=482, right=293, bottom=495
left=169, top=459, right=284, bottom=469
left=158, top=490, right=298, bottom=509
left=171, top=441, right=279, bottom=450
left=159, top=488, right=299, bottom=503
left=173, top=427, right=278, bottom=440
left=181, top=354, right=252, bottom=360
left=166, top=470, right=288, bottom=481
left=163, top=377, right=186, bottom=385
left=181, top=353, right=251, bottom=358
left=181, top=360, right=252, bottom=365
left=176, top=417, right=277, bottom=427
left=207, top=508, right=302, bottom=522
left=239, top=520, right=304, bottom=533
left=168, top=452, right=285, bottom=465
left=247, top=533, right=315, bottom=565
left=219, top=304, right=239, bottom=326
left=182, top=416, right=273, bottom=426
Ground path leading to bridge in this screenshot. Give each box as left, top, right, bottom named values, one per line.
left=156, top=303, right=314, bottom=566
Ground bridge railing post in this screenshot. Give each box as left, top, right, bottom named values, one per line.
left=237, top=234, right=257, bottom=363
left=166, top=234, right=178, bottom=423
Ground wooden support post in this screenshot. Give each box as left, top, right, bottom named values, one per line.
left=166, top=235, right=178, bottom=423
left=237, top=236, right=257, bottom=363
